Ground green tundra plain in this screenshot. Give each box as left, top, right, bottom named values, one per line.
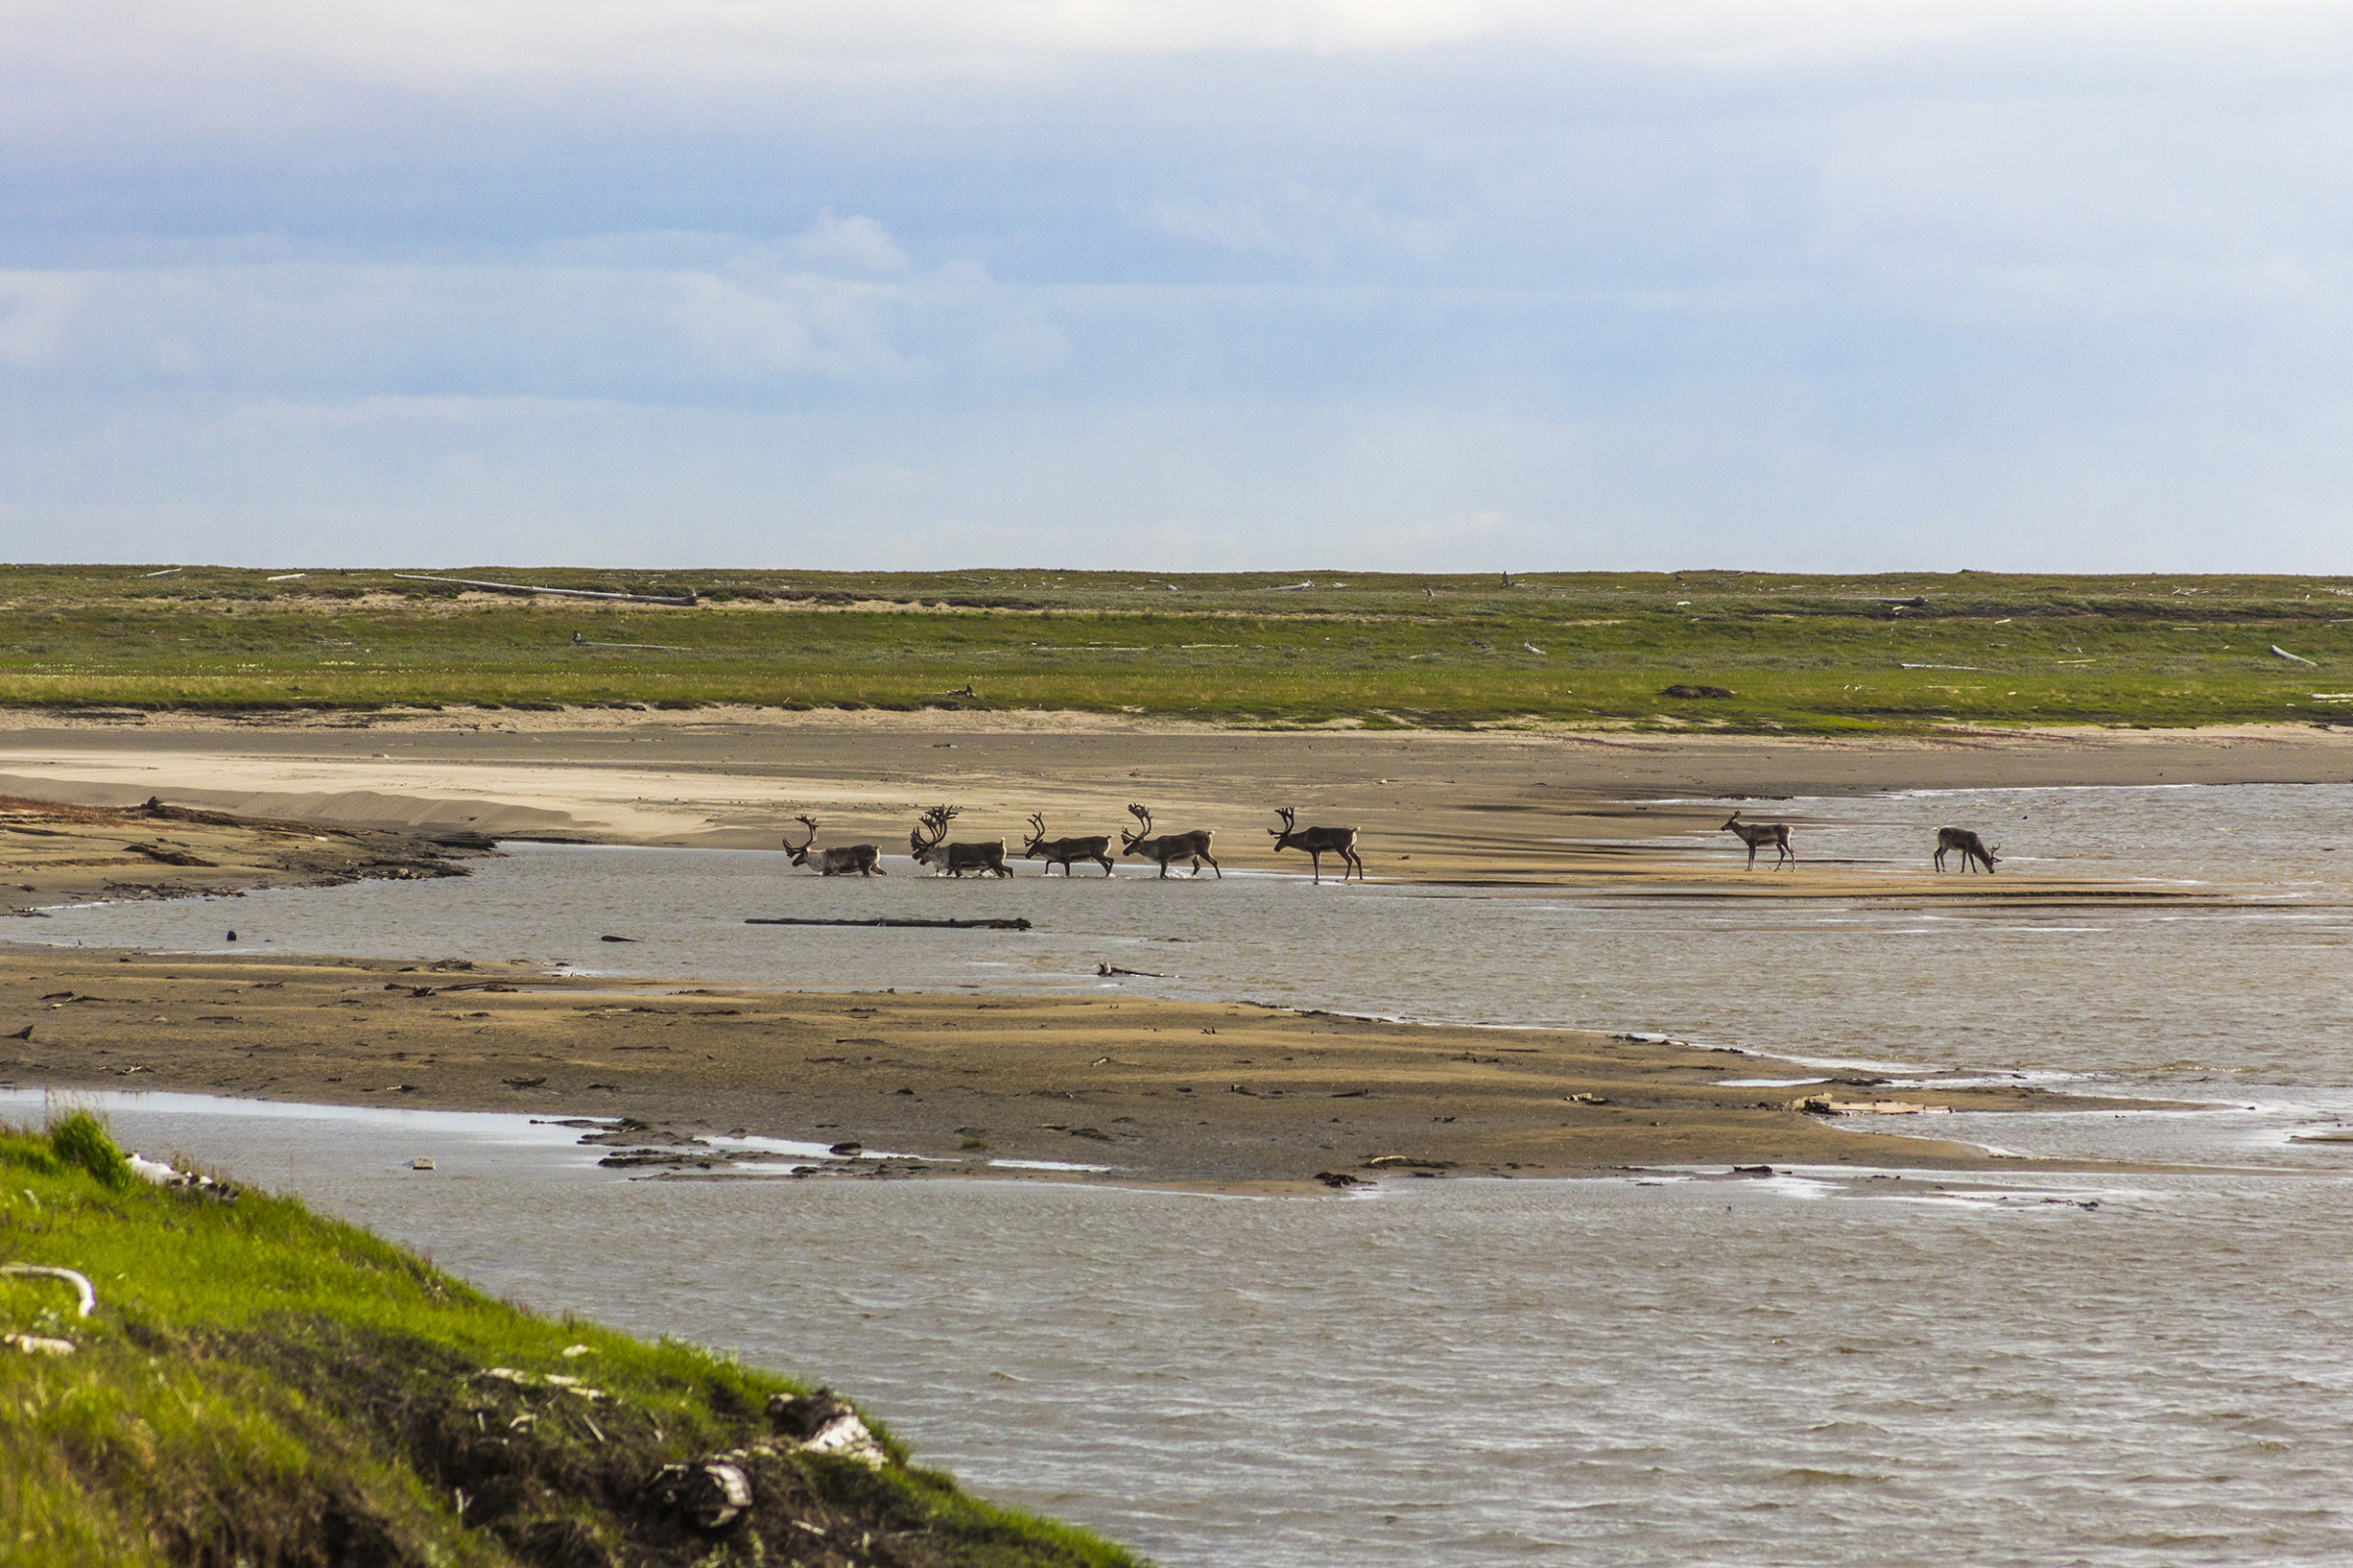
left=3, top=564, right=2349, bottom=731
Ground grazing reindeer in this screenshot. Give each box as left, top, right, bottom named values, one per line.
left=909, top=805, right=1010, bottom=878
left=1934, top=827, right=2000, bottom=873
left=1267, top=808, right=1363, bottom=883
left=783, top=816, right=884, bottom=877
left=1722, top=810, right=1795, bottom=871
left=1022, top=813, right=1115, bottom=877
left=1119, top=803, right=1221, bottom=879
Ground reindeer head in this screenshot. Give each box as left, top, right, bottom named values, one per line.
left=783, top=814, right=818, bottom=864
left=1022, top=812, right=1049, bottom=857
left=1121, top=803, right=1153, bottom=850
left=1723, top=811, right=1741, bottom=830
left=1268, top=807, right=1298, bottom=846
left=910, top=805, right=959, bottom=863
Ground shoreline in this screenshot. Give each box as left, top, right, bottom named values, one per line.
left=0, top=947, right=2211, bottom=1191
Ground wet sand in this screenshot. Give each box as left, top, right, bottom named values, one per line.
left=0, top=949, right=2193, bottom=1190
left=0, top=793, right=487, bottom=916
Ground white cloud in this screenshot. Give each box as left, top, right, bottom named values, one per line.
left=0, top=274, right=85, bottom=367
left=786, top=209, right=912, bottom=276
left=1145, top=187, right=1452, bottom=267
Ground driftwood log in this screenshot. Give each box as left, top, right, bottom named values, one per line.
left=745, top=916, right=1032, bottom=931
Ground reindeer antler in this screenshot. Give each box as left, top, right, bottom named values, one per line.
left=912, top=805, right=960, bottom=850
left=796, top=814, right=819, bottom=831
left=1122, top=803, right=1152, bottom=848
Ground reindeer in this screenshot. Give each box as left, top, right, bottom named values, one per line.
left=1722, top=810, right=1795, bottom=871
left=1934, top=827, right=2000, bottom=873
left=1119, top=804, right=1221, bottom=879
left=909, top=806, right=1011, bottom=878
left=782, top=816, right=884, bottom=877
left=1267, top=808, right=1363, bottom=883
left=1022, top=813, right=1115, bottom=876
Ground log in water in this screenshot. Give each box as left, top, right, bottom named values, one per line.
left=745, top=914, right=1034, bottom=930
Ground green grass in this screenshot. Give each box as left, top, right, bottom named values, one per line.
left=0, top=1112, right=1147, bottom=1567
left=3, top=564, right=2351, bottom=731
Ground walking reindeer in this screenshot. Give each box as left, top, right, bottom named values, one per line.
left=1022, top=813, right=1115, bottom=876
left=1267, top=808, right=1363, bottom=883
left=782, top=816, right=884, bottom=877
left=909, top=806, right=1011, bottom=878
left=1722, top=810, right=1795, bottom=871
left=1119, top=804, right=1221, bottom=878
left=1934, top=827, right=2000, bottom=873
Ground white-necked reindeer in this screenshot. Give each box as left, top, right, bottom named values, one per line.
left=1119, top=804, right=1221, bottom=879
left=1267, top=808, right=1363, bottom=883
left=1022, top=813, right=1115, bottom=876
left=783, top=816, right=884, bottom=877
left=1934, top=827, right=2000, bottom=873
left=1722, top=810, right=1795, bottom=871
left=909, top=806, right=1010, bottom=878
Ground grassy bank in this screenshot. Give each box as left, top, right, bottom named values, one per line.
left=3, top=564, right=2350, bottom=730
left=0, top=1112, right=1144, bottom=1568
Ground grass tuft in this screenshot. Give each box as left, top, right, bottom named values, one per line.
left=46, top=1110, right=132, bottom=1191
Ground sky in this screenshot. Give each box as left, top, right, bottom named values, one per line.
left=2, top=1, right=2349, bottom=571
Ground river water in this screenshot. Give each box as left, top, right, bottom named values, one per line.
left=14, top=783, right=2353, bottom=1564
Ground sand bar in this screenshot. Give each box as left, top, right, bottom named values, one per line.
left=0, top=949, right=2202, bottom=1191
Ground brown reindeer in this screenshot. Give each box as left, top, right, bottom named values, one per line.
left=1268, top=808, right=1363, bottom=883
left=909, top=806, right=1011, bottom=878
left=783, top=816, right=884, bottom=877
left=1119, top=804, right=1221, bottom=879
left=1022, top=813, right=1115, bottom=876
left=1722, top=810, right=1795, bottom=871
left=1934, top=827, right=2000, bottom=873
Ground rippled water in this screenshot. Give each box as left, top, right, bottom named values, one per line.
left=17, top=783, right=2353, bottom=1564
left=11, top=1090, right=2350, bottom=1568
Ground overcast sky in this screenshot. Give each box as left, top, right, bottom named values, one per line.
left=4, top=2, right=2349, bottom=570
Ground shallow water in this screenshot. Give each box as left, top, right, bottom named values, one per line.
left=26, top=784, right=2353, bottom=1142
left=16, top=783, right=2353, bottom=1563
left=16, top=1089, right=2353, bottom=1568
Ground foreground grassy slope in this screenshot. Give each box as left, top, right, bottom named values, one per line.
left=3, top=564, right=2350, bottom=730
left=0, top=1113, right=1143, bottom=1568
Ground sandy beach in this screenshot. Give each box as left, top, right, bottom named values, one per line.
left=5, top=707, right=2348, bottom=891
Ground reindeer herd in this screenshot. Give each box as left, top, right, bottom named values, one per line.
left=787, top=802, right=2001, bottom=882
left=782, top=803, right=1365, bottom=882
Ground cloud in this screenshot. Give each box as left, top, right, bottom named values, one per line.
left=7, top=3, right=2353, bottom=568
left=0, top=215, right=1075, bottom=400
left=786, top=209, right=913, bottom=275
left=0, top=274, right=85, bottom=367
left=1144, top=187, right=1452, bottom=267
